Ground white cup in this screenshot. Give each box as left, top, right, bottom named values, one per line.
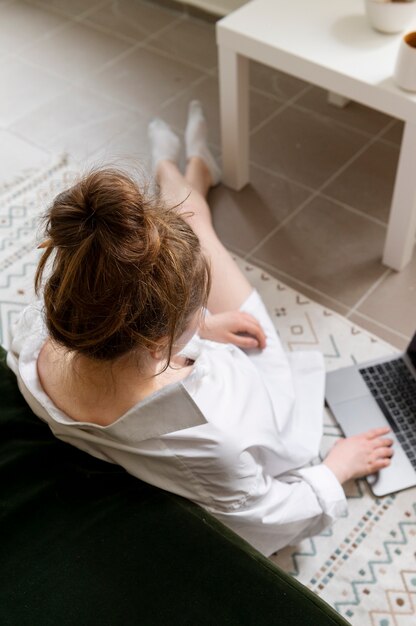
left=394, top=31, right=416, bottom=92
left=365, top=0, right=416, bottom=34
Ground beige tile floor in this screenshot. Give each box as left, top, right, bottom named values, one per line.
left=2, top=0, right=415, bottom=350
left=169, top=0, right=247, bottom=18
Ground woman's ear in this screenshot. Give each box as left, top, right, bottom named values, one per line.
left=148, top=337, right=169, bottom=361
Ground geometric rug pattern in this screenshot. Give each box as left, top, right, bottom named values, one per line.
left=235, top=271, right=415, bottom=626
left=1, top=156, right=415, bottom=626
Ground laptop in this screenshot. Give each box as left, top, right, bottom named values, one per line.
left=325, top=331, right=416, bottom=496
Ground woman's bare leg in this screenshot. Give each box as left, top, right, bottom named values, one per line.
left=156, top=157, right=253, bottom=314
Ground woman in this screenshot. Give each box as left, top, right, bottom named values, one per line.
left=7, top=102, right=393, bottom=557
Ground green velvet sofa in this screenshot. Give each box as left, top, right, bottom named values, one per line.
left=0, top=346, right=350, bottom=626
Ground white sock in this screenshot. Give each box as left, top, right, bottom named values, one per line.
left=185, top=100, right=221, bottom=186
left=148, top=118, right=181, bottom=173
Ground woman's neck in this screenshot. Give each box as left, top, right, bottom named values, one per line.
left=38, top=339, right=194, bottom=426
left=46, top=340, right=191, bottom=401
left=51, top=341, right=160, bottom=393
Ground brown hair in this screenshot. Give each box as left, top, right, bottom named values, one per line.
left=35, top=168, right=211, bottom=369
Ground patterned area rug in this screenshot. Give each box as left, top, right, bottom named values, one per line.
left=1, top=156, right=415, bottom=626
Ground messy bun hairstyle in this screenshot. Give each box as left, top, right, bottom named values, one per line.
left=34, top=168, right=211, bottom=367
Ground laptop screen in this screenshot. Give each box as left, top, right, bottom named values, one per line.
left=407, top=332, right=416, bottom=369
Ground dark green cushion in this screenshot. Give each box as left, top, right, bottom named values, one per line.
left=0, top=347, right=349, bottom=625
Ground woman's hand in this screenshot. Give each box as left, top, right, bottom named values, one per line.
left=323, top=427, right=394, bottom=485
left=199, top=311, right=267, bottom=350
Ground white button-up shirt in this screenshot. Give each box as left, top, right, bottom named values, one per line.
left=6, top=290, right=347, bottom=556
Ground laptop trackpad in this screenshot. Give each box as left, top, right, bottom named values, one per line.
left=325, top=367, right=370, bottom=405
left=329, top=395, right=416, bottom=496
left=333, top=395, right=389, bottom=437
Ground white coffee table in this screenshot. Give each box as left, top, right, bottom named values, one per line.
left=216, top=0, right=416, bottom=270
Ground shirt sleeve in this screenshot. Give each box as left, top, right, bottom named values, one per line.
left=206, top=462, right=347, bottom=557
left=6, top=301, right=45, bottom=375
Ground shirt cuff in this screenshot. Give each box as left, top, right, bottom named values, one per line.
left=296, top=463, right=348, bottom=520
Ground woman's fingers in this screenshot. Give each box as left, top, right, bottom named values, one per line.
left=371, top=458, right=392, bottom=471
left=232, top=332, right=259, bottom=349
left=372, top=437, right=394, bottom=449
left=237, top=320, right=266, bottom=348
left=375, top=445, right=394, bottom=457
left=202, top=310, right=267, bottom=349
left=203, top=310, right=267, bottom=349
left=234, top=311, right=266, bottom=343
left=366, top=445, right=394, bottom=476
left=364, top=427, right=391, bottom=439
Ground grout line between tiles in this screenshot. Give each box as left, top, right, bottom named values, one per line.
left=159, top=72, right=211, bottom=111
left=246, top=117, right=397, bottom=259
left=243, top=256, right=350, bottom=313
left=16, top=5, right=194, bottom=92
left=138, top=13, right=186, bottom=45
left=346, top=268, right=392, bottom=318
left=248, top=160, right=316, bottom=195
left=1, top=66, right=75, bottom=132
left=80, top=16, right=158, bottom=45
left=244, top=188, right=318, bottom=259
left=75, top=82, right=151, bottom=116
left=247, top=257, right=410, bottom=345
left=78, top=40, right=144, bottom=82
left=24, top=0, right=111, bottom=22
left=249, top=83, right=312, bottom=136
left=16, top=38, right=143, bottom=93
left=144, top=41, right=217, bottom=75
left=65, top=112, right=139, bottom=147
left=5, top=13, right=75, bottom=58
left=12, top=24, right=143, bottom=92
left=77, top=13, right=215, bottom=87
left=376, top=116, right=402, bottom=141
left=250, top=84, right=401, bottom=146
left=85, top=90, right=220, bottom=166
left=72, top=0, right=113, bottom=21
left=346, top=310, right=410, bottom=341
left=291, top=101, right=398, bottom=145
left=4, top=127, right=52, bottom=156
left=82, top=73, right=212, bottom=136
left=318, top=117, right=397, bottom=195
left=249, top=102, right=286, bottom=136
left=12, top=29, right=208, bottom=127
left=318, top=192, right=388, bottom=229
left=376, top=116, right=403, bottom=149
left=379, top=135, right=402, bottom=150
left=3, top=51, right=61, bottom=79
left=81, top=10, right=186, bottom=47
left=250, top=84, right=288, bottom=104
left=26, top=0, right=116, bottom=40
left=8, top=81, right=150, bottom=157
left=12, top=54, right=79, bottom=87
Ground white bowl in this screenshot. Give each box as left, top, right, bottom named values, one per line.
left=365, top=0, right=416, bottom=34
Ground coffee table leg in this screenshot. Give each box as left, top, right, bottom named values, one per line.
left=218, top=46, right=249, bottom=190
left=383, top=121, right=416, bottom=271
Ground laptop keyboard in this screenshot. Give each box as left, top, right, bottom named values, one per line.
left=359, top=359, right=416, bottom=470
